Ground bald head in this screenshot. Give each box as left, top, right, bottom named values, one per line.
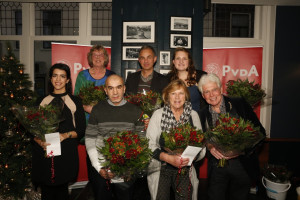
left=104, top=74, right=126, bottom=106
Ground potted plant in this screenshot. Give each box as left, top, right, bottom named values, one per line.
left=262, top=164, right=292, bottom=200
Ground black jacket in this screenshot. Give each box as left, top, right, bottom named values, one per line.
left=125, top=70, right=169, bottom=95
left=198, top=96, right=266, bottom=181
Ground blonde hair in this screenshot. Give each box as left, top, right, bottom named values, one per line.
left=162, top=79, right=190, bottom=104
left=87, top=45, right=109, bottom=68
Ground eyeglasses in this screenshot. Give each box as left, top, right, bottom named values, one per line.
left=92, top=53, right=105, bottom=58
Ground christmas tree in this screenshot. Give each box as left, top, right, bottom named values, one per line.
left=0, top=43, right=37, bottom=199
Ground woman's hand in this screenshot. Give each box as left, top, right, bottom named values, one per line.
left=34, top=137, right=50, bottom=151
left=144, top=118, right=150, bottom=130
left=209, top=146, right=238, bottom=160
left=83, top=105, right=93, bottom=114
left=99, top=168, right=115, bottom=179
left=160, top=152, right=189, bottom=168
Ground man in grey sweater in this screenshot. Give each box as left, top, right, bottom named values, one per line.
left=85, top=74, right=143, bottom=200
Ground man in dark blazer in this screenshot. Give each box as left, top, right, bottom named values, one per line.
left=197, top=73, right=265, bottom=200
left=125, top=45, right=169, bottom=95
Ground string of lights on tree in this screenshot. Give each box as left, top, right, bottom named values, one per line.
left=0, top=43, right=40, bottom=199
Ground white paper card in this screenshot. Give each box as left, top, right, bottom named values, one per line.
left=181, top=146, right=202, bottom=166
left=110, top=177, right=124, bottom=183
left=45, top=132, right=61, bottom=156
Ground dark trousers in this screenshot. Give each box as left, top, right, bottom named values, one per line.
left=156, top=166, right=192, bottom=200
left=40, top=183, right=69, bottom=200
left=87, top=156, right=134, bottom=200
left=208, top=158, right=251, bottom=200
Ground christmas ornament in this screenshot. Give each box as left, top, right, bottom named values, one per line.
left=5, top=129, right=13, bottom=137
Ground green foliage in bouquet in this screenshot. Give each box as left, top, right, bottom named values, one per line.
left=226, top=79, right=266, bottom=107
left=77, top=83, right=106, bottom=106
left=12, top=104, right=63, bottom=141
left=262, top=164, right=292, bottom=183
left=161, top=123, right=204, bottom=152
left=125, top=90, right=162, bottom=117
left=98, top=131, right=152, bottom=179
left=205, top=113, right=265, bottom=167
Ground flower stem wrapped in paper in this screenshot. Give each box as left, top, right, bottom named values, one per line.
left=204, top=113, right=265, bottom=167
left=12, top=104, right=63, bottom=142
left=226, top=79, right=266, bottom=107
left=161, top=123, right=205, bottom=157
left=77, top=83, right=106, bottom=106
left=98, top=131, right=152, bottom=181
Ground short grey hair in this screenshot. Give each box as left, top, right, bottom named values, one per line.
left=198, top=73, right=222, bottom=93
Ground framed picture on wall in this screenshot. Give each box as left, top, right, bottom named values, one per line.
left=125, top=69, right=137, bottom=80
left=170, top=34, right=191, bottom=49
left=123, top=21, right=155, bottom=43
left=159, top=69, right=171, bottom=76
left=159, top=51, right=171, bottom=66
left=170, top=17, right=192, bottom=31
left=122, top=46, right=141, bottom=60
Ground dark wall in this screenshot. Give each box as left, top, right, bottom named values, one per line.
left=111, top=0, right=203, bottom=77
left=271, top=6, right=300, bottom=138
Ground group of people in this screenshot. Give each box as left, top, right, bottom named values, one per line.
left=31, top=44, right=265, bottom=200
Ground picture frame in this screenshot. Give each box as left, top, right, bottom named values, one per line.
left=170, top=34, right=191, bottom=49
left=170, top=17, right=192, bottom=32
left=159, top=51, right=171, bottom=66
left=123, top=21, right=155, bottom=43
left=159, top=69, right=171, bottom=76
left=122, top=46, right=141, bottom=60
left=125, top=69, right=136, bottom=80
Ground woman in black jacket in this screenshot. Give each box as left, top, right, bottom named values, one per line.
left=32, top=63, right=86, bottom=200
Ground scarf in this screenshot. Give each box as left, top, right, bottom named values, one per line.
left=160, top=101, right=192, bottom=132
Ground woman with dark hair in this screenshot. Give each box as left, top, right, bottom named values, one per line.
left=166, top=47, right=207, bottom=112
left=32, top=63, right=86, bottom=200
left=74, top=44, right=115, bottom=114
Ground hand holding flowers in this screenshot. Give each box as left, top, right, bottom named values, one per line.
left=98, top=131, right=152, bottom=181
left=204, top=113, right=265, bottom=167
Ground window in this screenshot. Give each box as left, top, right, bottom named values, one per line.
left=43, top=10, right=61, bottom=35
left=92, top=2, right=112, bottom=35
left=0, top=2, right=22, bottom=35
left=204, top=4, right=255, bottom=38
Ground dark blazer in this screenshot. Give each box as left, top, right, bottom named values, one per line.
left=198, top=96, right=266, bottom=181
left=125, top=70, right=169, bottom=95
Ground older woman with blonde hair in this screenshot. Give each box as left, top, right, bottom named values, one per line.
left=146, top=79, right=206, bottom=200
left=74, top=44, right=115, bottom=114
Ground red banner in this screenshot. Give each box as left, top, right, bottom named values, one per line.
left=52, top=43, right=111, bottom=182
left=199, top=47, right=263, bottom=179
left=51, top=43, right=111, bottom=93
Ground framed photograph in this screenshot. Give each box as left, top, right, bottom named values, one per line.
left=159, top=51, right=171, bottom=66
left=170, top=17, right=192, bottom=31
left=122, top=46, right=141, bottom=60
left=125, top=69, right=136, bottom=80
left=159, top=69, right=171, bottom=76
left=123, top=21, right=155, bottom=43
left=170, top=34, right=191, bottom=49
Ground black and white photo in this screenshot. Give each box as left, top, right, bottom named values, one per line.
left=159, top=51, right=170, bottom=66
left=159, top=69, right=171, bottom=76
left=123, top=22, right=155, bottom=43
left=125, top=69, right=136, bottom=80
left=170, top=34, right=191, bottom=49
left=170, top=17, right=192, bottom=31
left=122, top=46, right=141, bottom=60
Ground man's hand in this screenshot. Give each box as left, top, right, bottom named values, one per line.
left=83, top=105, right=93, bottom=114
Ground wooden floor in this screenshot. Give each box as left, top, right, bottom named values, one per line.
left=70, top=178, right=298, bottom=200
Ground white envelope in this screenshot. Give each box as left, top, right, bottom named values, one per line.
left=45, top=132, right=61, bottom=156
left=181, top=146, right=202, bottom=166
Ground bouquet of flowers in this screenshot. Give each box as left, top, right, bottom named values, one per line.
left=262, top=164, right=292, bottom=183
left=12, top=104, right=63, bottom=141
left=161, top=123, right=204, bottom=154
left=125, top=90, right=162, bottom=118
left=77, top=83, right=106, bottom=106
left=226, top=79, right=266, bottom=107
left=98, top=131, right=152, bottom=180
left=205, top=113, right=265, bottom=167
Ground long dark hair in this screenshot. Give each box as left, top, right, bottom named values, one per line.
left=169, top=47, right=197, bottom=86
left=48, top=63, right=72, bottom=94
